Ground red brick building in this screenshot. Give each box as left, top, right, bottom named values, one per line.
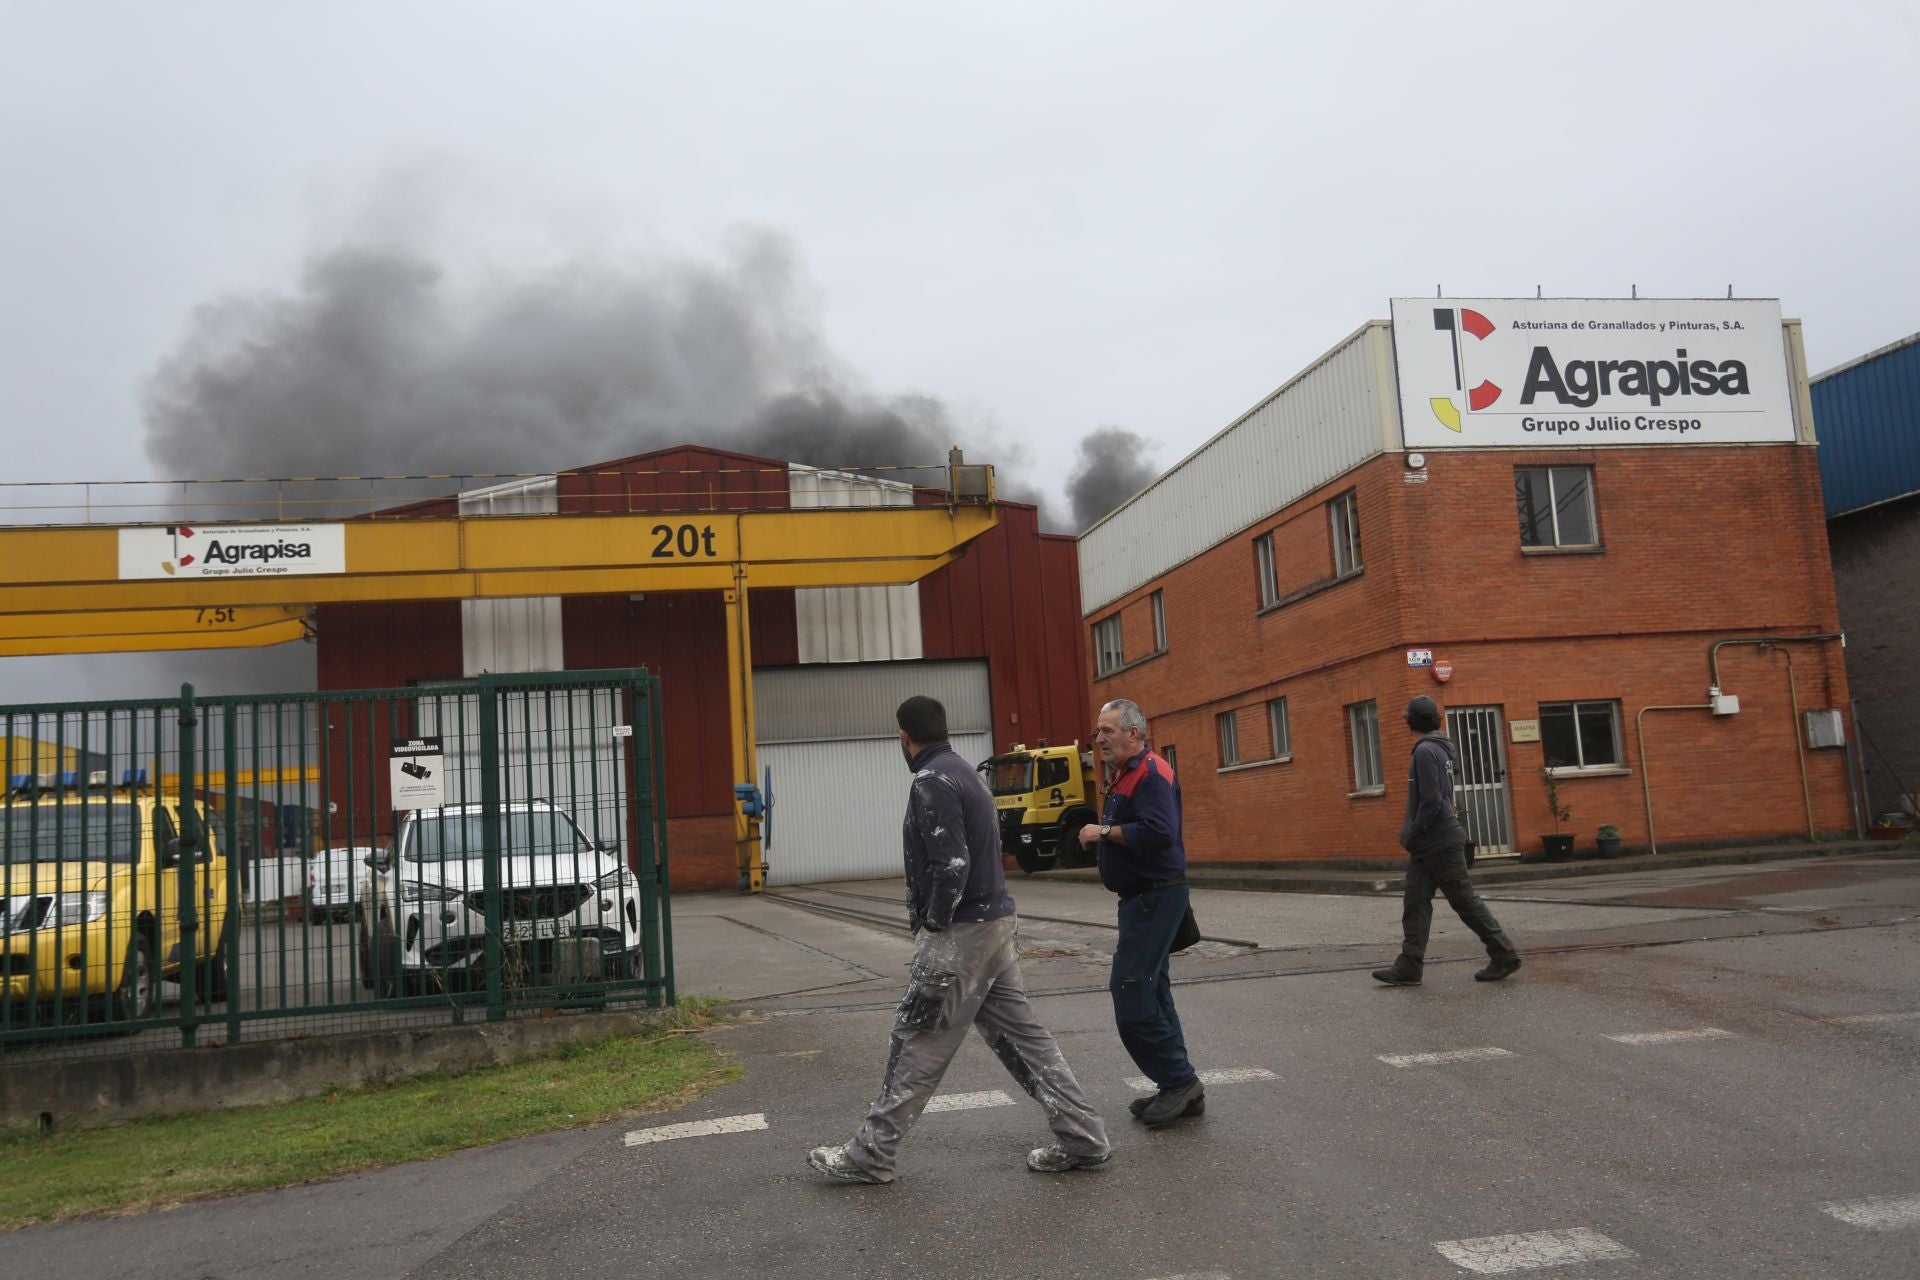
left=1078, top=301, right=1857, bottom=863
left=316, top=446, right=1087, bottom=891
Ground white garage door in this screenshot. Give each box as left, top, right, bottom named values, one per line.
left=756, top=661, right=993, bottom=886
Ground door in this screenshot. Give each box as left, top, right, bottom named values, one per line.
left=1446, top=706, right=1515, bottom=857
left=755, top=660, right=993, bottom=886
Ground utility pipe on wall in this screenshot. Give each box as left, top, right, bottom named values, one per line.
left=1708, top=632, right=1844, bottom=844
left=1637, top=702, right=1713, bottom=856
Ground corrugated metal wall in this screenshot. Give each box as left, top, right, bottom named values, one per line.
left=789, top=465, right=924, bottom=662
left=460, top=476, right=565, bottom=675
left=755, top=660, right=991, bottom=884
left=1812, top=332, right=1920, bottom=517
left=1077, top=322, right=1394, bottom=612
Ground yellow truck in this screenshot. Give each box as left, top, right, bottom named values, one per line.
left=982, top=742, right=1100, bottom=874
left=1, top=776, right=231, bottom=1024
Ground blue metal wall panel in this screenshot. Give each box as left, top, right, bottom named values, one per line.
left=1812, top=333, right=1920, bottom=516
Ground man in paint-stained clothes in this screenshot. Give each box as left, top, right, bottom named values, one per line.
left=807, top=695, right=1110, bottom=1183
left=1078, top=697, right=1205, bottom=1127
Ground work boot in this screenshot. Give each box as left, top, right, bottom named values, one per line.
left=1139, top=1079, right=1206, bottom=1127
left=1026, top=1144, right=1112, bottom=1172
left=806, top=1144, right=890, bottom=1184
left=1475, top=955, right=1523, bottom=982
left=1127, top=1092, right=1156, bottom=1119
left=1371, top=960, right=1423, bottom=986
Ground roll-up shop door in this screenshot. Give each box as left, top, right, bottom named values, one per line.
left=756, top=660, right=993, bottom=886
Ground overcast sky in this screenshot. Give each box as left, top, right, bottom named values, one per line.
left=2, top=1, right=1917, bottom=701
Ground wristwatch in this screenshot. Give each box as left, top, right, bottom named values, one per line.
left=1099, top=823, right=1113, bottom=839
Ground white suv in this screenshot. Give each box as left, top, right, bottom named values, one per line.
left=357, top=800, right=640, bottom=995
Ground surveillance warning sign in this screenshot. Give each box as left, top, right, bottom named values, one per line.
left=389, top=737, right=445, bottom=810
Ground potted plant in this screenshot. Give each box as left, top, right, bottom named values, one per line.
left=1596, top=823, right=1623, bottom=859
left=1540, top=766, right=1576, bottom=860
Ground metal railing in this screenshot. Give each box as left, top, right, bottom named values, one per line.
left=1, top=669, right=672, bottom=1060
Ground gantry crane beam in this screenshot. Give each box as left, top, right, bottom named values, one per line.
left=0, top=505, right=999, bottom=614
left=0, top=605, right=309, bottom=656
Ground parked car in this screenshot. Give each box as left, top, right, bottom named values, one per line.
left=1, top=776, right=231, bottom=1023
left=356, top=800, right=638, bottom=996
left=307, top=845, right=374, bottom=922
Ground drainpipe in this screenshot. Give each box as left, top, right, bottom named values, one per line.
left=1637, top=702, right=1713, bottom=856
left=1707, top=633, right=1843, bottom=844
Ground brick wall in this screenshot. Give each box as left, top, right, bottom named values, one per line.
left=1828, top=493, right=1920, bottom=817
left=1087, top=445, right=1854, bottom=863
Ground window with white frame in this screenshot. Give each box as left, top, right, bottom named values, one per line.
left=1516, top=466, right=1598, bottom=548
left=1267, top=697, right=1291, bottom=759
left=1216, top=710, right=1240, bottom=767
left=1094, top=615, right=1124, bottom=676
left=1329, top=490, right=1362, bottom=577
left=1151, top=590, right=1167, bottom=652
left=1254, top=532, right=1279, bottom=609
left=1348, top=700, right=1383, bottom=791
left=1539, top=700, right=1622, bottom=770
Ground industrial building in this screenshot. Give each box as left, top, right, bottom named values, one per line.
left=1812, top=331, right=1920, bottom=823
left=313, top=445, right=1088, bottom=891
left=1078, top=298, right=1858, bottom=864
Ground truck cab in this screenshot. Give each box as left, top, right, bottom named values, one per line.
left=1, top=772, right=230, bottom=1026
left=981, top=742, right=1099, bottom=874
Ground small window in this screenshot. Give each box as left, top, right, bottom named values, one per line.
left=1217, top=711, right=1240, bottom=767
left=1094, top=615, right=1124, bottom=676
left=1254, top=533, right=1279, bottom=609
left=1267, top=697, right=1291, bottom=759
left=1540, top=700, right=1622, bottom=770
left=1037, top=757, right=1071, bottom=788
left=1160, top=744, right=1177, bottom=775
left=1151, top=590, right=1167, bottom=652
left=1516, top=466, right=1597, bottom=548
left=1348, top=700, right=1383, bottom=791
left=1329, top=490, right=1362, bottom=577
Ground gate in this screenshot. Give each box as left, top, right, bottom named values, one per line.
left=1, top=669, right=671, bottom=1058
left=1446, top=705, right=1515, bottom=857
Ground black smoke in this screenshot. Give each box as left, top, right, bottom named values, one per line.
left=143, top=232, right=1061, bottom=516
left=1067, top=426, right=1159, bottom=531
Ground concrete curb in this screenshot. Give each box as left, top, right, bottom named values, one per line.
left=1033, top=842, right=1914, bottom=897
left=1, top=1005, right=675, bottom=1134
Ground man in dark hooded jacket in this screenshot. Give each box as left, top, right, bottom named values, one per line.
left=1373, top=696, right=1522, bottom=985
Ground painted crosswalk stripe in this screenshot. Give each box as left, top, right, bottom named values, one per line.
left=1433, top=1227, right=1636, bottom=1273
left=925, top=1090, right=1016, bottom=1113
left=624, top=1113, right=768, bottom=1146
left=1604, top=1027, right=1734, bottom=1045
left=1822, top=1192, right=1920, bottom=1230
left=1145, top=1272, right=1233, bottom=1280
left=1827, top=1010, right=1920, bottom=1026
left=1124, top=1067, right=1279, bottom=1091
left=1378, top=1047, right=1513, bottom=1068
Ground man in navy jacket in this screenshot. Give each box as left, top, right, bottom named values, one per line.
left=808, top=695, right=1109, bottom=1183
left=1079, top=697, right=1204, bottom=1127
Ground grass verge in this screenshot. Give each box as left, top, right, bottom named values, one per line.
left=0, top=1002, right=741, bottom=1230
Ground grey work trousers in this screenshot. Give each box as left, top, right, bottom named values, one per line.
left=1399, top=843, right=1519, bottom=972
left=847, top=915, right=1109, bottom=1178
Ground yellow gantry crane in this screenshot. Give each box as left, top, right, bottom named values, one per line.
left=0, top=457, right=999, bottom=892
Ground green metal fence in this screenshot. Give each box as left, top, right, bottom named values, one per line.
left=1, top=669, right=672, bottom=1059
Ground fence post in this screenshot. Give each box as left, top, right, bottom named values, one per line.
left=224, top=707, right=242, bottom=1046
left=478, top=681, right=505, bottom=1022
left=648, top=673, right=674, bottom=1005
left=176, top=683, right=200, bottom=1048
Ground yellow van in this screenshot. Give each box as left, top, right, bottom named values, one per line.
left=1, top=779, right=231, bottom=1023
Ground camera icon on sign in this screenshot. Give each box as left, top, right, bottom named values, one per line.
left=401, top=761, right=432, bottom=781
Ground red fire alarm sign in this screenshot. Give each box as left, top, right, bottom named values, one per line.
left=1432, top=661, right=1454, bottom=684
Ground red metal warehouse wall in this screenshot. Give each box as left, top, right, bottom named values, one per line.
left=316, top=446, right=1088, bottom=892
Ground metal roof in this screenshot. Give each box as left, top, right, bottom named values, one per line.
left=1811, top=331, right=1920, bottom=518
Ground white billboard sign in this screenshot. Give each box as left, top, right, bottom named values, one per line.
left=118, top=524, right=346, bottom=580
left=1391, top=298, right=1794, bottom=449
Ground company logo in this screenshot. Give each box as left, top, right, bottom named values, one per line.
left=1428, top=307, right=1502, bottom=431
left=160, top=526, right=197, bottom=576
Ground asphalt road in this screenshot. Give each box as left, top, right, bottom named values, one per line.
left=10, top=854, right=1920, bottom=1279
